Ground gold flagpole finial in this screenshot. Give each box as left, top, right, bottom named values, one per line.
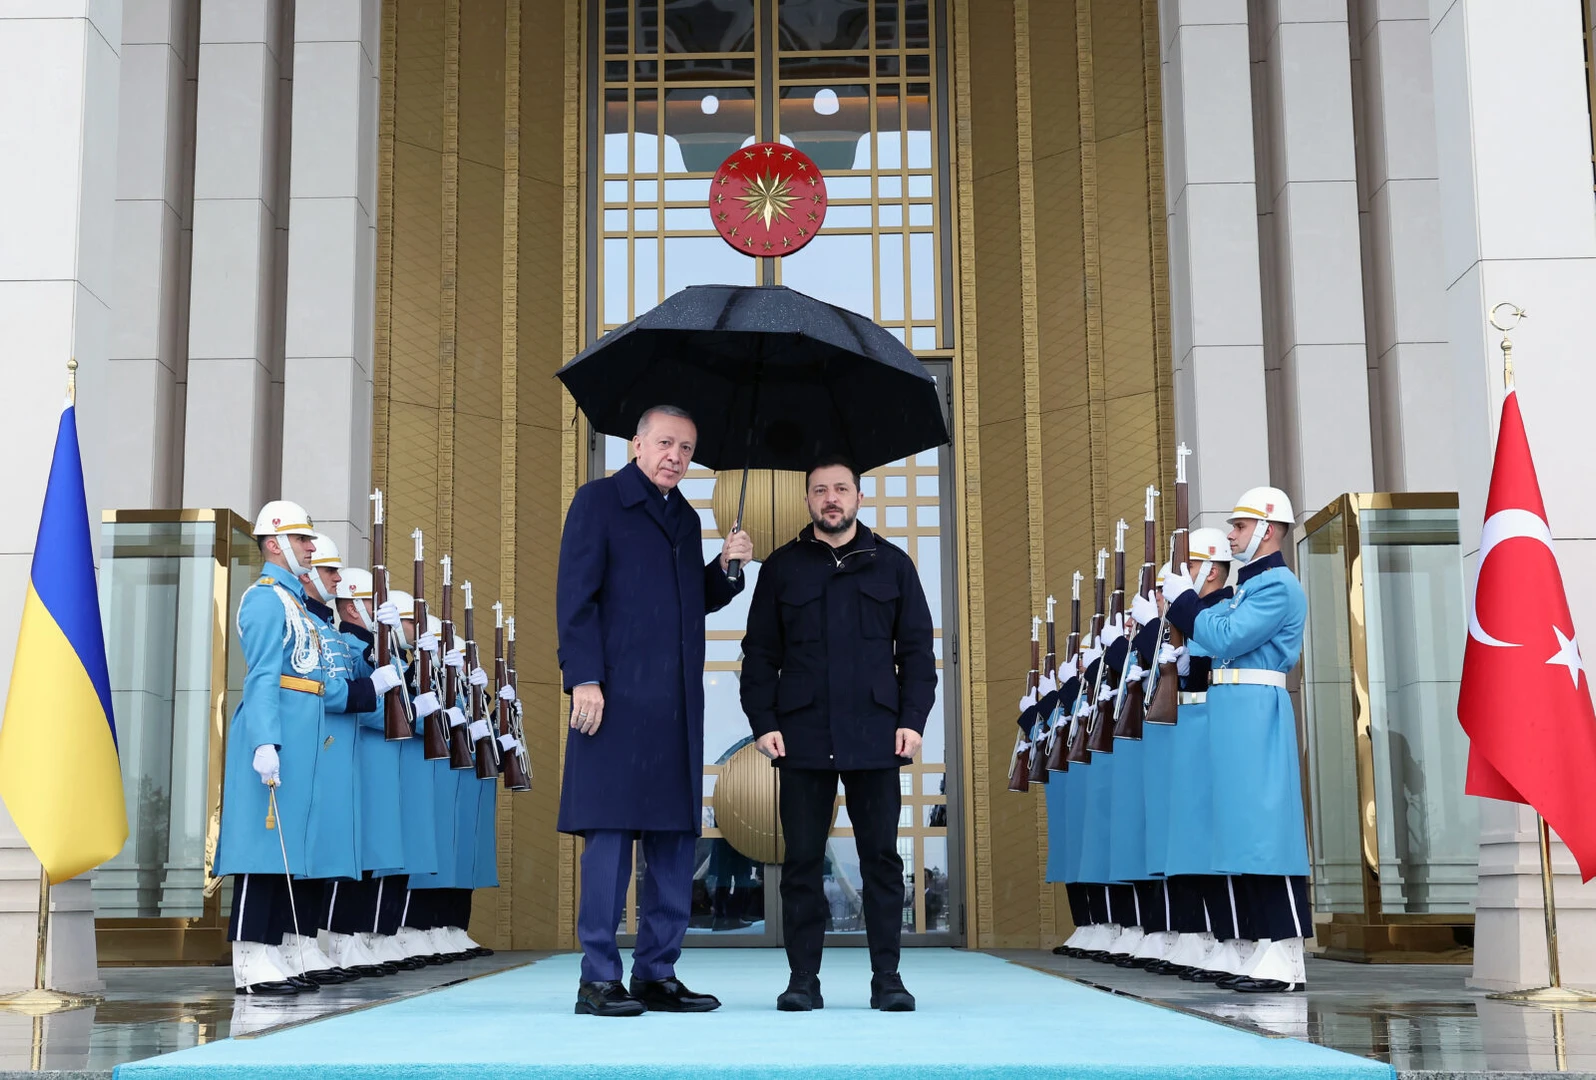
left=1488, top=303, right=1526, bottom=391
left=66, top=358, right=78, bottom=405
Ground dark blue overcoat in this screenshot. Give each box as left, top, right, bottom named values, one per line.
left=556, top=460, right=741, bottom=834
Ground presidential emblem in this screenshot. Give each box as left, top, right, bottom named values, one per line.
left=710, top=143, right=827, bottom=256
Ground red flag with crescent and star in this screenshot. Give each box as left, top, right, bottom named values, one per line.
left=1459, top=384, right=1596, bottom=880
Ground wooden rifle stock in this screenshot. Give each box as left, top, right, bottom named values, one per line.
left=370, top=492, right=415, bottom=741
left=1113, top=499, right=1159, bottom=741
left=1145, top=450, right=1190, bottom=726
left=439, top=561, right=475, bottom=769
left=1027, top=606, right=1057, bottom=785
left=1007, top=631, right=1041, bottom=793
left=1088, top=542, right=1126, bottom=755
left=1045, top=588, right=1082, bottom=773
left=1066, top=562, right=1107, bottom=766
left=463, top=586, right=502, bottom=780
left=414, top=537, right=448, bottom=761
left=495, top=619, right=531, bottom=792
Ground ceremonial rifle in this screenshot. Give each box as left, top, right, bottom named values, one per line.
left=1144, top=444, right=1192, bottom=726
left=1112, top=486, right=1159, bottom=741
left=463, top=582, right=502, bottom=780
left=1027, top=596, right=1057, bottom=785
left=494, top=602, right=532, bottom=792
left=440, top=555, right=475, bottom=769
left=1087, top=520, right=1128, bottom=754
left=1065, top=550, right=1108, bottom=766
left=506, top=616, right=533, bottom=791
left=1006, top=617, right=1041, bottom=794
left=1045, top=571, right=1083, bottom=773
left=414, top=530, right=448, bottom=760
left=371, top=489, right=415, bottom=741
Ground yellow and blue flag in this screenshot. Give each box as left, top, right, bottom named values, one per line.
left=0, top=397, right=126, bottom=882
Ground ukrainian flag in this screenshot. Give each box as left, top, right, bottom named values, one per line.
left=0, top=397, right=126, bottom=882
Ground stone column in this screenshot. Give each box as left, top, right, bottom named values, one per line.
left=1160, top=0, right=1271, bottom=530
left=1430, top=0, right=1596, bottom=990
left=180, top=0, right=291, bottom=515
left=279, top=0, right=379, bottom=559
left=0, top=4, right=123, bottom=993
left=1252, top=0, right=1373, bottom=521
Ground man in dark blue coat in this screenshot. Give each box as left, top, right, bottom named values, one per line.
left=556, top=404, right=751, bottom=1017
left=741, top=458, right=936, bottom=1013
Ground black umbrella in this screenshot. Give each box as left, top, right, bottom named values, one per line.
left=556, top=284, right=950, bottom=577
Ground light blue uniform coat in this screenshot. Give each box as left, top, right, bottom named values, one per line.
left=396, top=655, right=441, bottom=878
left=215, top=563, right=327, bottom=878
left=298, top=599, right=363, bottom=880
left=1182, top=558, right=1309, bottom=876
left=346, top=624, right=407, bottom=875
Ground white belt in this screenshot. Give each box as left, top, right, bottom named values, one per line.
left=1178, top=691, right=1207, bottom=705
left=1209, top=668, right=1287, bottom=689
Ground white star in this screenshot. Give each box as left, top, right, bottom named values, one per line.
left=1546, top=625, right=1585, bottom=689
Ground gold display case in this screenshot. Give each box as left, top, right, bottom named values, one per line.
left=91, top=510, right=255, bottom=966
left=1294, top=493, right=1475, bottom=963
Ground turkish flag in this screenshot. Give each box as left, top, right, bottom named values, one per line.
left=1459, top=388, right=1596, bottom=881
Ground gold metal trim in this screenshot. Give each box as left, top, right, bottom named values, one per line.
left=949, top=0, right=987, bottom=948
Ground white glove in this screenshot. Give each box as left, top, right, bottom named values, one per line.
left=1080, top=645, right=1103, bottom=671
left=1126, top=664, right=1145, bottom=683
left=468, top=719, right=493, bottom=742
left=1157, top=642, right=1179, bottom=666
left=413, top=691, right=442, bottom=718
left=498, top=684, right=517, bottom=703
left=1097, top=682, right=1115, bottom=703
left=1131, top=590, right=1159, bottom=627
left=370, top=664, right=404, bottom=695
left=444, top=648, right=466, bottom=672
left=375, top=601, right=403, bottom=630
left=498, top=734, right=520, bottom=752
left=253, top=744, right=281, bottom=786
left=1176, top=649, right=1192, bottom=677
left=416, top=631, right=439, bottom=655
left=446, top=706, right=468, bottom=729
left=1162, top=564, right=1196, bottom=605
left=1099, top=614, right=1125, bottom=648
left=1019, top=693, right=1037, bottom=711
left=469, top=666, right=489, bottom=689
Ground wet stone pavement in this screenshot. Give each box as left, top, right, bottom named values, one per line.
left=997, top=950, right=1596, bottom=1079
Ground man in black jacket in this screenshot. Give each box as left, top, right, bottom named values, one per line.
left=741, top=457, right=937, bottom=1013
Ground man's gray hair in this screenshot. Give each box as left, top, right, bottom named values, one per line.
left=636, top=404, right=695, bottom=437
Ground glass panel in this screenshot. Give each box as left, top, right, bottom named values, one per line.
left=664, top=57, right=758, bottom=82
left=604, top=0, right=630, bottom=53
left=663, top=0, right=757, bottom=54
left=778, top=0, right=871, bottom=51
left=604, top=237, right=630, bottom=323
left=779, top=232, right=873, bottom=316
left=1297, top=510, right=1364, bottom=915
left=875, top=0, right=900, bottom=49
left=922, top=836, right=950, bottom=931
left=665, top=86, right=756, bottom=172
left=604, top=89, right=629, bottom=175
left=905, top=82, right=932, bottom=168
left=903, top=0, right=930, bottom=48
left=778, top=84, right=871, bottom=172
left=635, top=0, right=661, bottom=53
left=780, top=54, right=872, bottom=80
left=1361, top=507, right=1475, bottom=914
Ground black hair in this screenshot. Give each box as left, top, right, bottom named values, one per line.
left=805, top=455, right=861, bottom=488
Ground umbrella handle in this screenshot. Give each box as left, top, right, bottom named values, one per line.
left=727, top=465, right=750, bottom=584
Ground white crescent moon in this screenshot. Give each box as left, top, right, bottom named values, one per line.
left=1469, top=508, right=1556, bottom=649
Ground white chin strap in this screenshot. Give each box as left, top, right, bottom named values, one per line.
left=281, top=537, right=309, bottom=578
left=309, top=571, right=337, bottom=605
left=1233, top=520, right=1269, bottom=565
left=356, top=600, right=376, bottom=633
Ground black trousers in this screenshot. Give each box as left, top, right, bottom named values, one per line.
left=1164, top=876, right=1210, bottom=934
left=228, top=873, right=288, bottom=944
left=779, top=766, right=903, bottom=976
left=1065, top=883, right=1091, bottom=929
left=1192, top=874, right=1242, bottom=940
left=1234, top=874, right=1311, bottom=941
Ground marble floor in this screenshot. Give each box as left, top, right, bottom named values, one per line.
left=997, top=950, right=1596, bottom=1079
left=4, top=951, right=1595, bottom=1078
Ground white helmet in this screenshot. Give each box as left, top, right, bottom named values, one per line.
left=335, top=568, right=376, bottom=631
left=253, top=499, right=316, bottom=575
left=1228, top=486, right=1292, bottom=563
left=307, top=532, right=342, bottom=569
left=427, top=613, right=443, bottom=638
left=388, top=589, right=416, bottom=648
left=454, top=635, right=466, bottom=652
left=1187, top=527, right=1233, bottom=565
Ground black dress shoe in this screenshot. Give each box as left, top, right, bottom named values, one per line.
left=1186, top=968, right=1228, bottom=983
left=285, top=974, right=321, bottom=992
left=469, top=947, right=494, bottom=958
left=1230, top=976, right=1303, bottom=993
left=304, top=967, right=352, bottom=985
left=350, top=964, right=389, bottom=978
left=629, top=976, right=721, bottom=1013
left=776, top=972, right=823, bottom=1012
left=1215, top=973, right=1245, bottom=990
left=1050, top=944, right=1072, bottom=956
left=576, top=980, right=646, bottom=1017
left=235, top=980, right=300, bottom=996
left=870, top=972, right=916, bottom=1012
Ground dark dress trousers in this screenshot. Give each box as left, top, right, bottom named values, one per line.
left=741, top=524, right=936, bottom=975
left=556, top=460, right=742, bottom=983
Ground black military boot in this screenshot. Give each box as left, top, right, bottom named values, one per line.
left=870, top=971, right=916, bottom=1012
left=776, top=971, right=824, bottom=1011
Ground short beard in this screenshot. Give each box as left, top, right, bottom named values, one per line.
left=812, top=508, right=857, bottom=536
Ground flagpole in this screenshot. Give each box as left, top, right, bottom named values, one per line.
left=1482, top=304, right=1596, bottom=1007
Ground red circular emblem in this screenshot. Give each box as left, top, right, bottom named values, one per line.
left=710, top=143, right=827, bottom=256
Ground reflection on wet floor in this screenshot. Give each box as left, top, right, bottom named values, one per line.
left=0, top=952, right=541, bottom=1075
left=997, top=951, right=1596, bottom=1077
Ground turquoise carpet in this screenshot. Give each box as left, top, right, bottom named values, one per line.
left=114, top=950, right=1393, bottom=1080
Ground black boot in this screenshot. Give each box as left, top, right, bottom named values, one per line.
left=870, top=971, right=916, bottom=1012
left=776, top=971, right=824, bottom=1011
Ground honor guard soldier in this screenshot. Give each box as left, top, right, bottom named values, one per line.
left=213, top=501, right=326, bottom=995
left=1163, top=489, right=1311, bottom=992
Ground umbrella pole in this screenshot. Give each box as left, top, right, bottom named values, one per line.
left=726, top=363, right=763, bottom=584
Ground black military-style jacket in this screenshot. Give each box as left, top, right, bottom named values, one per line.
left=741, top=524, right=937, bottom=770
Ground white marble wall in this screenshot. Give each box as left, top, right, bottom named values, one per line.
left=1251, top=0, right=1374, bottom=520
left=180, top=0, right=292, bottom=514
left=1161, top=0, right=1273, bottom=530
left=1428, top=0, right=1596, bottom=991
left=280, top=0, right=379, bottom=560
left=0, top=2, right=124, bottom=994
